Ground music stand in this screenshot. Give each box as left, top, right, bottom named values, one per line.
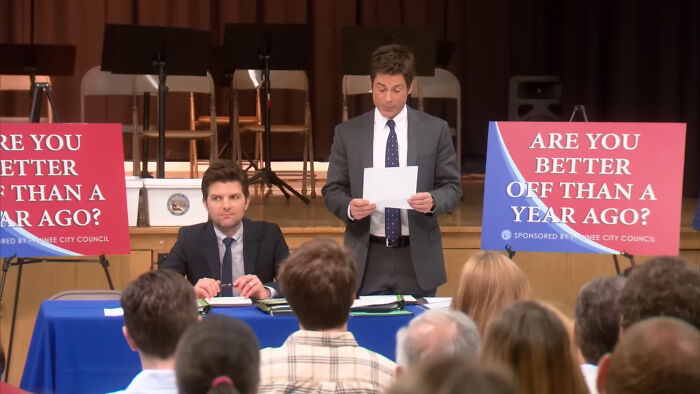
left=101, top=24, right=211, bottom=178
left=341, top=26, right=436, bottom=76
left=0, top=43, right=75, bottom=122
left=223, top=23, right=312, bottom=203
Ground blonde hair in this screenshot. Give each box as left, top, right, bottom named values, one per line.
left=451, top=251, right=532, bottom=335
left=480, top=301, right=589, bottom=394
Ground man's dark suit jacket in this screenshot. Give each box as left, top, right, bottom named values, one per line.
left=160, top=218, right=289, bottom=292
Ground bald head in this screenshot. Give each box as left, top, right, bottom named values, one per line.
left=396, top=309, right=480, bottom=370
left=599, top=317, right=700, bottom=394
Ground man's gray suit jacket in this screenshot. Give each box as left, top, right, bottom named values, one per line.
left=322, top=107, right=462, bottom=290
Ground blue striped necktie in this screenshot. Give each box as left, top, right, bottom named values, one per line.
left=385, top=119, right=401, bottom=243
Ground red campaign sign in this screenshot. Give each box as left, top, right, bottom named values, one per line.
left=0, top=123, right=130, bottom=257
left=481, top=122, right=686, bottom=255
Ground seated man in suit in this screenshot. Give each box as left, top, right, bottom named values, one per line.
left=160, top=160, right=289, bottom=299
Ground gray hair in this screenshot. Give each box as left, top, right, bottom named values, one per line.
left=396, top=309, right=480, bottom=368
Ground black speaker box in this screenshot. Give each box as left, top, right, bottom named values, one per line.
left=508, top=75, right=562, bottom=121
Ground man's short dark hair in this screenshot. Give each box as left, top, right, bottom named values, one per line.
left=121, top=269, right=198, bottom=359
left=618, top=256, right=700, bottom=330
left=370, top=44, right=416, bottom=87
left=176, top=315, right=260, bottom=394
left=201, top=160, right=249, bottom=200
left=604, top=317, right=700, bottom=394
left=575, top=275, right=626, bottom=364
left=279, top=238, right=356, bottom=330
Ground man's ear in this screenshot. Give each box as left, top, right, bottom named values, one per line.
left=123, top=326, right=138, bottom=352
left=596, top=353, right=611, bottom=394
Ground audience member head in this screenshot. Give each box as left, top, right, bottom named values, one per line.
left=451, top=251, right=532, bottom=335
left=369, top=43, right=415, bottom=87
left=386, top=356, right=516, bottom=394
left=618, top=256, right=700, bottom=331
left=176, top=315, right=260, bottom=394
left=596, top=316, right=700, bottom=394
left=396, top=309, right=480, bottom=373
left=120, top=269, right=198, bottom=362
left=279, top=238, right=356, bottom=330
left=480, top=300, right=589, bottom=394
left=201, top=160, right=249, bottom=200
left=575, top=275, right=626, bottom=364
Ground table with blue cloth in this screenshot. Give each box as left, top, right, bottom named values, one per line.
left=21, top=300, right=419, bottom=394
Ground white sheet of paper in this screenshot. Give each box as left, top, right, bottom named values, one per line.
left=353, top=295, right=400, bottom=308
left=205, top=297, right=252, bottom=307
left=421, top=297, right=452, bottom=310
left=104, top=307, right=124, bottom=317
left=363, top=166, right=418, bottom=209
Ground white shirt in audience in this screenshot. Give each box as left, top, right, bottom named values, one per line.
left=580, top=363, right=599, bottom=394
left=107, top=369, right=177, bottom=394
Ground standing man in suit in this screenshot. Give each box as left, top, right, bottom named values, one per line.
left=161, top=160, right=289, bottom=299
left=322, top=44, right=462, bottom=297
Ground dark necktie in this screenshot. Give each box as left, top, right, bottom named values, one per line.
left=385, top=119, right=401, bottom=243
left=221, top=237, right=234, bottom=297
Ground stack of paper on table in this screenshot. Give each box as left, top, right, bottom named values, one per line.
left=350, top=295, right=414, bottom=315
left=255, top=298, right=294, bottom=315
left=204, top=297, right=253, bottom=307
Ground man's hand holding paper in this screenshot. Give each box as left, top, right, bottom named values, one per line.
left=363, top=166, right=418, bottom=209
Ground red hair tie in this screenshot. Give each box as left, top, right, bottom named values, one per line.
left=211, top=375, right=234, bottom=388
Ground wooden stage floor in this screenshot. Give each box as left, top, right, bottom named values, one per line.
left=243, top=172, right=485, bottom=228
left=138, top=161, right=700, bottom=229
left=219, top=168, right=699, bottom=231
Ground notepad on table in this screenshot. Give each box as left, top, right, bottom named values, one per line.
left=205, top=297, right=253, bottom=307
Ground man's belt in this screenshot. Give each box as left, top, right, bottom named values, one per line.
left=370, top=235, right=410, bottom=248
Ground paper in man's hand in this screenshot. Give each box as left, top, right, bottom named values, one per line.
left=363, top=166, right=418, bottom=209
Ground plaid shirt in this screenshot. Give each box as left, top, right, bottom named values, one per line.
left=258, top=330, right=396, bottom=393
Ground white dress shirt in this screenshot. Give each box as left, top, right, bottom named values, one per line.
left=369, top=106, right=410, bottom=237
left=107, top=369, right=177, bottom=394
left=213, top=223, right=276, bottom=297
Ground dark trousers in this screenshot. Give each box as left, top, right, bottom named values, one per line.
left=358, top=242, right=436, bottom=297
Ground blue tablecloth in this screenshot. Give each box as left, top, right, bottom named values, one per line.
left=21, top=300, right=418, bottom=394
